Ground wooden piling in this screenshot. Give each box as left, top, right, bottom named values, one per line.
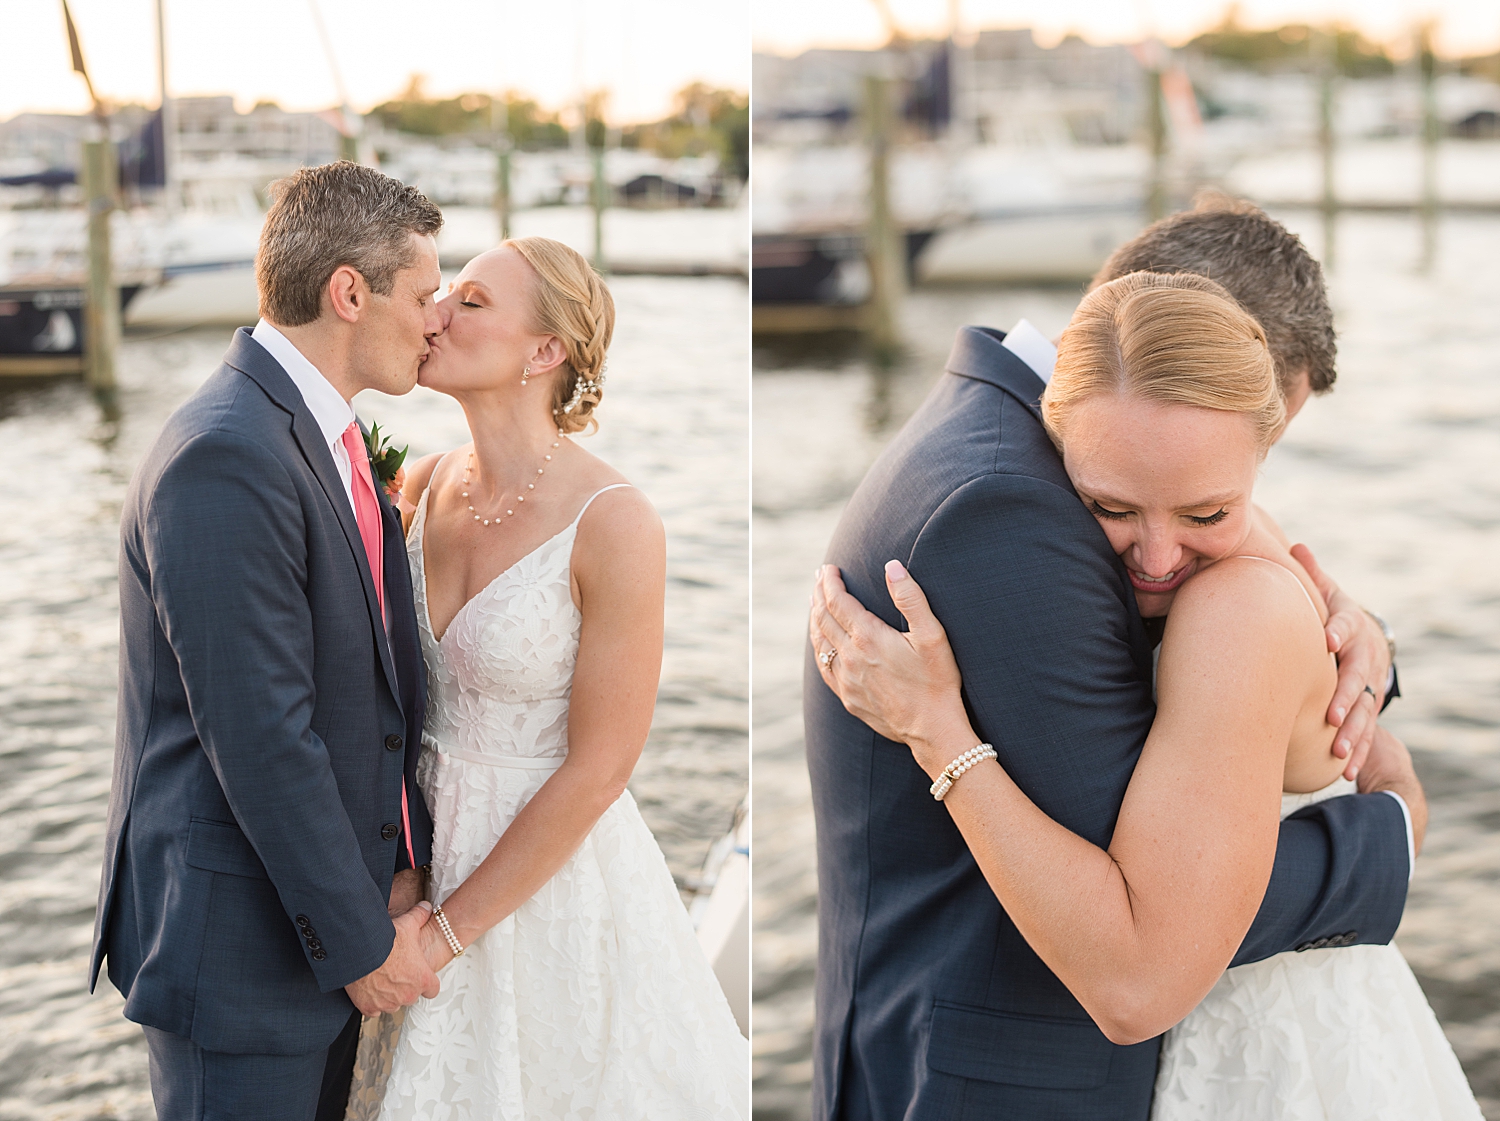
left=1146, top=66, right=1168, bottom=222
left=80, top=137, right=119, bottom=404
left=1419, top=22, right=1439, bottom=272
left=591, top=146, right=607, bottom=273
left=1317, top=28, right=1338, bottom=269
left=863, top=75, right=903, bottom=359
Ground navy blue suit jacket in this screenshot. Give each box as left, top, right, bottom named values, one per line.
left=91, top=328, right=434, bottom=1056
left=805, top=327, right=1411, bottom=1119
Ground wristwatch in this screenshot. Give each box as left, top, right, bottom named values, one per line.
left=1363, top=608, right=1397, bottom=663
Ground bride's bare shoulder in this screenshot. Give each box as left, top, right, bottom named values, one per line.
left=401, top=451, right=449, bottom=505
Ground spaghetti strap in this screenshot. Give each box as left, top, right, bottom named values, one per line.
left=569, top=482, right=634, bottom=529
left=1228, top=554, right=1322, bottom=620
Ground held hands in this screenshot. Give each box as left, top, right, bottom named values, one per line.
left=810, top=561, right=968, bottom=774
left=344, top=901, right=442, bottom=1016
left=1290, top=544, right=1394, bottom=780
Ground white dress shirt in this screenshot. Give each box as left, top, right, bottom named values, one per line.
left=251, top=319, right=358, bottom=518
left=999, top=319, right=1416, bottom=879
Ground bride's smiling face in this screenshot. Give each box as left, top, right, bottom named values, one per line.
left=1061, top=391, right=1262, bottom=618
left=420, top=246, right=560, bottom=393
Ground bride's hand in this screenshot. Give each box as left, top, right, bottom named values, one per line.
left=810, top=561, right=970, bottom=775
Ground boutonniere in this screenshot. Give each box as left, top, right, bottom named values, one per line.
left=362, top=421, right=409, bottom=502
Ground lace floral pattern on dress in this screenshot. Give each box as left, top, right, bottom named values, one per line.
left=344, top=488, right=748, bottom=1121
left=1151, top=778, right=1481, bottom=1121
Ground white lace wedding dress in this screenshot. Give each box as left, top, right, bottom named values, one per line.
left=1151, top=776, right=1482, bottom=1120
left=345, top=485, right=748, bottom=1121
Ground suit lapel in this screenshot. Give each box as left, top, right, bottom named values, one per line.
left=224, top=329, right=402, bottom=708
left=944, top=325, right=1048, bottom=420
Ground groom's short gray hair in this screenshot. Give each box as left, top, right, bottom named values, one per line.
left=1091, top=192, right=1337, bottom=394
left=256, top=161, right=444, bottom=327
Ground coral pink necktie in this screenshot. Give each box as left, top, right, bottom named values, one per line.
left=340, top=421, right=415, bottom=868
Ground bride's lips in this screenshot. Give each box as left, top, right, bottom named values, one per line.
left=1127, top=560, right=1195, bottom=595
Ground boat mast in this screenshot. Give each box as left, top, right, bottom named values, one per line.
left=155, top=0, right=178, bottom=212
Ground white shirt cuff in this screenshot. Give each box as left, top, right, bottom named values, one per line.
left=1381, top=789, right=1416, bottom=882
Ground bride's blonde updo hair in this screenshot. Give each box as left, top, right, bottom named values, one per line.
left=1041, top=270, right=1286, bottom=455
left=508, top=236, right=615, bottom=435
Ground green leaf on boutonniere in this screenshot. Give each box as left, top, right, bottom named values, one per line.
left=362, top=421, right=409, bottom=486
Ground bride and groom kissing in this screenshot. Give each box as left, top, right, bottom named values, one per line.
left=807, top=196, right=1482, bottom=1118
left=89, top=161, right=747, bottom=1120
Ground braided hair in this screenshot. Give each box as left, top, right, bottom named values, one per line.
left=507, top=237, right=615, bottom=435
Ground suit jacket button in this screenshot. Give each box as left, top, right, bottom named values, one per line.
left=381, top=823, right=399, bottom=841
left=1344, top=931, right=1359, bottom=944
left=1311, top=937, right=1330, bottom=949
left=311, top=948, right=327, bottom=961
left=295, top=914, right=310, bottom=927
left=302, top=927, right=317, bottom=939
left=308, top=937, right=323, bottom=951
left=386, top=735, right=403, bottom=752
left=1295, top=941, right=1313, bottom=952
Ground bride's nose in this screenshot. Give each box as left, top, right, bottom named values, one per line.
left=1132, top=525, right=1185, bottom=578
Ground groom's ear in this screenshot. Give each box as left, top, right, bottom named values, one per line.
left=326, top=264, right=369, bottom=325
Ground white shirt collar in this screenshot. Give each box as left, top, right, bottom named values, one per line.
left=1001, top=318, right=1057, bottom=385
left=251, top=319, right=354, bottom=448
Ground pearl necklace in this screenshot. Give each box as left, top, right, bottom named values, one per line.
left=462, top=430, right=565, bottom=527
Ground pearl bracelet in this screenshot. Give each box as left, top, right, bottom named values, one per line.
left=930, top=743, right=997, bottom=801
left=431, top=904, right=465, bottom=958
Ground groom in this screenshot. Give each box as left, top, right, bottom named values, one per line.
left=92, top=162, right=444, bottom=1120
left=804, top=197, right=1424, bottom=1119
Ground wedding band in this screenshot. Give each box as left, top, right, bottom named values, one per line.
left=819, top=647, right=837, bottom=668
left=1363, top=684, right=1377, bottom=699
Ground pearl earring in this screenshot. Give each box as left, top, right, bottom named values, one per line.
left=521, top=365, right=530, bottom=387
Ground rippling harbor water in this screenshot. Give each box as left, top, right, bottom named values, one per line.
left=752, top=213, right=1500, bottom=1120
left=0, top=274, right=747, bottom=1120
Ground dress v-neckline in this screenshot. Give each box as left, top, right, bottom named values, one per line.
left=415, top=483, right=630, bottom=646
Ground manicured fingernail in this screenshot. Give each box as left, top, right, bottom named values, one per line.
left=417, top=901, right=433, bottom=912
left=1349, top=766, right=1359, bottom=780
left=886, top=559, right=908, bottom=581
left=1329, top=631, right=1341, bottom=650
left=1338, top=739, right=1350, bottom=754
left=1333, top=706, right=1346, bottom=723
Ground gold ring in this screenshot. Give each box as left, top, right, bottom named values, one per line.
left=819, top=648, right=837, bottom=668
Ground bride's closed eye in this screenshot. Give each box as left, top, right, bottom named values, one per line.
left=1087, top=500, right=1129, bottom=521
left=1186, top=509, right=1230, bottom=526
left=460, top=300, right=482, bottom=308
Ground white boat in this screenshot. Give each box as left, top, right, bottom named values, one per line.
left=689, top=798, right=749, bottom=1037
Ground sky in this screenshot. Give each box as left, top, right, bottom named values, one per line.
left=1, top=0, right=750, bottom=124
left=753, top=0, right=1500, bottom=60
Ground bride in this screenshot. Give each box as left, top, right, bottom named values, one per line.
left=810, top=271, right=1480, bottom=1118
left=347, top=237, right=747, bottom=1119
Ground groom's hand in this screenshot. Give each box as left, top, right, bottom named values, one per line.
left=1356, top=726, right=1428, bottom=858
left=387, top=867, right=425, bottom=918
left=1290, top=544, right=1392, bottom=780
left=344, top=901, right=442, bottom=1015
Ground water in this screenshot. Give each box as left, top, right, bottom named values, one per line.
left=752, top=213, right=1500, bottom=1119
left=0, top=274, right=748, bottom=1120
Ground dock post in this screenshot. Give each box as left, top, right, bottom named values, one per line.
left=1146, top=64, right=1168, bottom=222
left=1419, top=22, right=1439, bottom=272
left=496, top=143, right=512, bottom=241
left=81, top=136, right=119, bottom=407
left=1317, top=28, right=1338, bottom=270
left=864, top=74, right=903, bottom=360
left=591, top=145, right=607, bottom=273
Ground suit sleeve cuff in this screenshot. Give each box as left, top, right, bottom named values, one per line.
left=1381, top=789, right=1416, bottom=882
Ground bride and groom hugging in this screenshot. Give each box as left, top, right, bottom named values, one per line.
left=806, top=196, right=1482, bottom=1119
left=89, top=161, right=747, bottom=1121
